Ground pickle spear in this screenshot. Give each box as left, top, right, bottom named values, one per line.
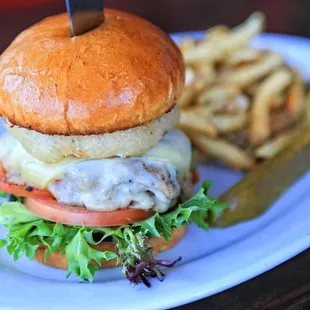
left=213, top=124, right=310, bottom=227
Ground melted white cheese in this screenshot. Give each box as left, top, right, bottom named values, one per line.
left=49, top=158, right=181, bottom=212
left=0, top=134, right=83, bottom=188
left=0, top=129, right=192, bottom=213
left=144, top=129, right=191, bottom=178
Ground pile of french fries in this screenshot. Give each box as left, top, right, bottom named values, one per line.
left=178, top=12, right=310, bottom=170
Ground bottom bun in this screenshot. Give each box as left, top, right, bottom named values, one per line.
left=34, top=226, right=187, bottom=269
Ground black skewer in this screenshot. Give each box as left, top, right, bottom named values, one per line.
left=65, top=0, right=103, bottom=37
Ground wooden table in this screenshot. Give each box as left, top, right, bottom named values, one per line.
left=1, top=1, right=310, bottom=309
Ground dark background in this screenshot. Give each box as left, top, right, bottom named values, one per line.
left=1, top=0, right=310, bottom=53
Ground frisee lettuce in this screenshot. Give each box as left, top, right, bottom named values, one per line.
left=0, top=182, right=226, bottom=286
left=0, top=191, right=8, bottom=198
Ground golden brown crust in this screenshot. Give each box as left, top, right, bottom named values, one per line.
left=34, top=226, right=187, bottom=269
left=0, top=9, right=184, bottom=135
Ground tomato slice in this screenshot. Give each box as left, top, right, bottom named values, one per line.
left=0, top=164, right=5, bottom=177
left=0, top=164, right=54, bottom=199
left=25, top=197, right=154, bottom=227
left=0, top=178, right=54, bottom=200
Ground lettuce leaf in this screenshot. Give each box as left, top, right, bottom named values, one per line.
left=0, top=182, right=226, bottom=285
left=0, top=191, right=8, bottom=198
left=0, top=202, right=39, bottom=225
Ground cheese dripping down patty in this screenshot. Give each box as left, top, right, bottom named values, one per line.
left=0, top=129, right=192, bottom=213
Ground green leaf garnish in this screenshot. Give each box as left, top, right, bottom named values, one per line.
left=0, top=182, right=226, bottom=285
left=65, top=229, right=118, bottom=282
left=0, top=202, right=39, bottom=225
left=0, top=191, right=8, bottom=198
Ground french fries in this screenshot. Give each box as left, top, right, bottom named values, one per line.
left=219, top=52, right=283, bottom=88
left=179, top=108, right=218, bottom=137
left=182, top=12, right=264, bottom=64
left=177, top=12, right=307, bottom=170
left=204, top=25, right=229, bottom=41
left=217, top=12, right=265, bottom=56
left=197, top=85, right=239, bottom=107
left=255, top=129, right=298, bottom=158
left=270, top=94, right=285, bottom=110
left=250, top=68, right=292, bottom=144
left=305, top=90, right=310, bottom=124
left=193, top=62, right=216, bottom=86
left=185, top=67, right=195, bottom=86
left=189, top=134, right=254, bottom=169
left=270, top=110, right=295, bottom=134
left=213, top=112, right=248, bottom=133
left=178, top=37, right=195, bottom=52
left=226, top=48, right=261, bottom=66
left=287, top=70, right=305, bottom=118
left=179, top=87, right=196, bottom=108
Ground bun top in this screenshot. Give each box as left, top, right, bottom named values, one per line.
left=0, top=9, right=184, bottom=135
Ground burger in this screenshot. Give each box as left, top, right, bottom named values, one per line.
left=0, top=9, right=225, bottom=286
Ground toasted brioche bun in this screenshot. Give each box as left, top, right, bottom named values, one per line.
left=34, top=226, right=187, bottom=269
left=0, top=9, right=184, bottom=136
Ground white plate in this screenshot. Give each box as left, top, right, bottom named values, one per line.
left=1, top=33, right=310, bottom=310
